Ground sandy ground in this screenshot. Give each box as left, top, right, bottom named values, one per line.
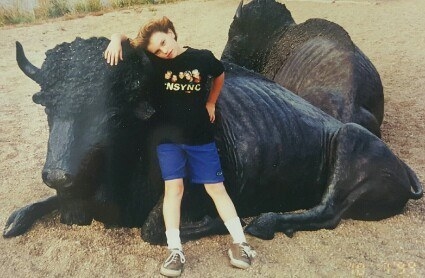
left=1, top=0, right=424, bottom=277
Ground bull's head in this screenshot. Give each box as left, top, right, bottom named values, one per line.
left=16, top=39, right=154, bottom=197
left=221, top=0, right=295, bottom=72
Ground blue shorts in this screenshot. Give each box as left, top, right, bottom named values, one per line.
left=156, top=142, right=225, bottom=184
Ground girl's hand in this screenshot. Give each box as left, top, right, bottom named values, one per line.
left=104, top=34, right=124, bottom=66
left=206, top=102, right=216, bottom=123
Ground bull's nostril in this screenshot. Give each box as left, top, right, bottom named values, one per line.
left=42, top=169, right=72, bottom=189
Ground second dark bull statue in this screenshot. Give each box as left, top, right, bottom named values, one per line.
left=222, top=0, right=384, bottom=137
left=3, top=38, right=422, bottom=243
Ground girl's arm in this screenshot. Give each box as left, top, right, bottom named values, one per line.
left=206, top=72, right=225, bottom=123
left=104, top=33, right=129, bottom=66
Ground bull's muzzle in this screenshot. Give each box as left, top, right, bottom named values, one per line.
left=42, top=169, right=73, bottom=190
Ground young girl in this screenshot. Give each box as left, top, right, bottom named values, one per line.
left=104, top=16, right=256, bottom=277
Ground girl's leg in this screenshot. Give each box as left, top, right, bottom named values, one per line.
left=160, top=178, right=186, bottom=277
left=156, top=144, right=186, bottom=276
left=205, top=182, right=256, bottom=269
left=204, top=182, right=246, bottom=244
left=163, top=178, right=184, bottom=250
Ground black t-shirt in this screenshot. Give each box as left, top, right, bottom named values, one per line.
left=148, top=47, right=225, bottom=145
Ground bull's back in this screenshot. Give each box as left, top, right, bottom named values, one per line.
left=267, top=19, right=383, bottom=136
left=216, top=65, right=340, bottom=215
left=273, top=37, right=355, bottom=121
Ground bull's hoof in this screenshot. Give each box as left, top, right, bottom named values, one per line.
left=245, top=212, right=277, bottom=240
left=3, top=206, right=36, bottom=238
left=3, top=196, right=58, bottom=238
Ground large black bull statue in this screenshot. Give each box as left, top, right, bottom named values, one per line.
left=3, top=38, right=422, bottom=243
left=222, top=0, right=384, bottom=137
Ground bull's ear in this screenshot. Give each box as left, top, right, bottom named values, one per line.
left=32, top=91, right=46, bottom=105
left=234, top=0, right=243, bottom=20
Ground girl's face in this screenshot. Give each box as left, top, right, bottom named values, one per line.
left=147, top=30, right=180, bottom=59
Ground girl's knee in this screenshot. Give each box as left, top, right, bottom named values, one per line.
left=204, top=182, right=227, bottom=197
left=164, top=180, right=184, bottom=198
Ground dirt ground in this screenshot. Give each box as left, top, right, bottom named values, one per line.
left=0, top=0, right=424, bottom=277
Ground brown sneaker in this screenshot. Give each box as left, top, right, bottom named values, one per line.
left=160, top=248, right=186, bottom=277
left=228, top=242, right=257, bottom=269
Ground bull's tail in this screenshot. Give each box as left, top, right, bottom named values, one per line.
left=402, top=160, right=423, bottom=200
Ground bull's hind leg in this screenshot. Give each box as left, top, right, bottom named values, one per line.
left=245, top=182, right=351, bottom=240
left=246, top=123, right=421, bottom=240
left=3, top=196, right=59, bottom=238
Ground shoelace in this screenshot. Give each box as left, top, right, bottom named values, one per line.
left=240, top=244, right=257, bottom=259
left=163, top=249, right=186, bottom=267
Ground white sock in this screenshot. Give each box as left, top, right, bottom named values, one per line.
left=165, top=228, right=182, bottom=250
left=224, top=217, right=247, bottom=244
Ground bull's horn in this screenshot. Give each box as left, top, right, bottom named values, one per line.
left=234, top=0, right=243, bottom=20
left=16, top=41, right=41, bottom=83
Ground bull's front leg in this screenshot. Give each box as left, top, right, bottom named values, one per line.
left=3, top=195, right=59, bottom=238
